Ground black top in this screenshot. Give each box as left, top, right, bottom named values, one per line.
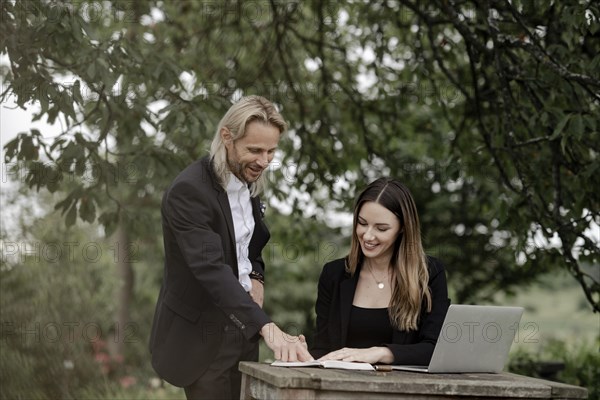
left=346, top=306, right=393, bottom=348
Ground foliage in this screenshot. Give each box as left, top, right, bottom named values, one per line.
left=1, top=1, right=599, bottom=396
left=0, top=189, right=158, bottom=399
left=509, top=337, right=600, bottom=400
left=261, top=209, right=348, bottom=349
left=2, top=0, right=598, bottom=310
left=71, top=381, right=186, bottom=400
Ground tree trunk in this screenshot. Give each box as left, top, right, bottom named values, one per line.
left=114, top=224, right=134, bottom=357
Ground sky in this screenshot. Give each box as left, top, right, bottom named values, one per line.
left=1, top=65, right=65, bottom=237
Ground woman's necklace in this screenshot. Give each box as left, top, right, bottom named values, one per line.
left=367, top=262, right=388, bottom=289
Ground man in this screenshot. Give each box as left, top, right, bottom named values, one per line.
left=149, top=96, right=312, bottom=399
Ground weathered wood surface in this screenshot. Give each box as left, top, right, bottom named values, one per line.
left=239, top=362, right=588, bottom=400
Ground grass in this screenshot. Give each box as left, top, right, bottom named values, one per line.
left=487, top=269, right=599, bottom=356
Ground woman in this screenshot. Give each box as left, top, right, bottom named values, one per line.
left=310, top=178, right=450, bottom=365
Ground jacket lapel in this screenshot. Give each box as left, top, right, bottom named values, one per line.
left=217, top=190, right=235, bottom=248
left=339, top=267, right=359, bottom=346
left=205, top=158, right=237, bottom=273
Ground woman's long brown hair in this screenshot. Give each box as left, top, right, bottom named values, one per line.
left=347, top=178, right=431, bottom=331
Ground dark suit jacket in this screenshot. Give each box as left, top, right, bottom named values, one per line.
left=149, top=156, right=271, bottom=387
left=310, top=256, right=450, bottom=365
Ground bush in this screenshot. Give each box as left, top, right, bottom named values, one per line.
left=0, top=255, right=107, bottom=399
left=0, top=210, right=157, bottom=399
left=509, top=337, right=600, bottom=400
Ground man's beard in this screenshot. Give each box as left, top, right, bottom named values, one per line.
left=228, top=159, right=247, bottom=182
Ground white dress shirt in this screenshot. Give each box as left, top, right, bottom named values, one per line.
left=226, top=174, right=255, bottom=292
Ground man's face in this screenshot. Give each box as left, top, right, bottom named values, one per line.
left=223, top=120, right=280, bottom=183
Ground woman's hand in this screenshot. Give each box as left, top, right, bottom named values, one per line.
left=318, top=346, right=394, bottom=364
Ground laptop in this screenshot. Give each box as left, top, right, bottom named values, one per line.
left=390, top=304, right=524, bottom=373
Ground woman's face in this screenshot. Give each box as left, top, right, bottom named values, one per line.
left=356, top=201, right=402, bottom=262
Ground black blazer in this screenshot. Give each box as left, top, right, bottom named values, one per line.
left=149, top=156, right=271, bottom=387
left=311, top=256, right=450, bottom=365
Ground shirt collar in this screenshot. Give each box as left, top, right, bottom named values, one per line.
left=226, top=173, right=247, bottom=193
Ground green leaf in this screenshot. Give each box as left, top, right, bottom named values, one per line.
left=38, top=84, right=50, bottom=113
left=581, top=162, right=599, bottom=179
left=60, top=142, right=80, bottom=163
left=583, top=115, right=597, bottom=133
left=550, top=114, right=571, bottom=140
left=24, top=161, right=53, bottom=191
left=3, top=137, right=21, bottom=161
left=72, top=80, right=83, bottom=103
left=55, top=195, right=75, bottom=214
left=87, top=61, right=96, bottom=80
left=46, top=169, right=62, bottom=193
left=50, top=138, right=67, bottom=152
left=74, top=133, right=85, bottom=145
left=60, top=93, right=77, bottom=121
left=31, top=111, right=44, bottom=122
left=75, top=157, right=86, bottom=176
left=46, top=105, right=59, bottom=125
left=79, top=196, right=96, bottom=223
left=71, top=15, right=83, bottom=43
left=569, top=114, right=584, bottom=138
left=65, top=202, right=78, bottom=227
left=98, top=211, right=119, bottom=236
left=589, top=54, right=600, bottom=72
left=19, top=135, right=38, bottom=161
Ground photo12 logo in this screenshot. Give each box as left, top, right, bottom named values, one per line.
left=1, top=321, right=139, bottom=344
left=0, top=241, right=139, bottom=264
left=198, top=1, right=340, bottom=27
left=439, top=321, right=538, bottom=344
left=2, top=161, right=139, bottom=186
left=14, top=1, right=138, bottom=27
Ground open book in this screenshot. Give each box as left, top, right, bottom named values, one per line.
left=271, top=360, right=375, bottom=371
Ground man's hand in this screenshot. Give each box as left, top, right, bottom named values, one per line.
left=249, top=280, right=264, bottom=308
left=260, top=323, right=314, bottom=362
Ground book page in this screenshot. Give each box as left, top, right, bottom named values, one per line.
left=271, top=360, right=323, bottom=367
left=321, top=360, right=375, bottom=371
left=271, top=360, right=375, bottom=371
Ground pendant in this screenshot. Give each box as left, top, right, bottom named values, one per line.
left=377, top=283, right=385, bottom=289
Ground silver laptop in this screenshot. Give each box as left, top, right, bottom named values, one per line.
left=391, top=304, right=524, bottom=373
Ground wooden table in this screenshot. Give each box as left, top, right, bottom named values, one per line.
left=239, top=362, right=588, bottom=399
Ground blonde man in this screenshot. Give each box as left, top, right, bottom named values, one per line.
left=150, top=96, right=312, bottom=400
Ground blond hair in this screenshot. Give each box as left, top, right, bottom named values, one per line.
left=209, top=95, right=287, bottom=196
left=347, top=178, right=431, bottom=331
